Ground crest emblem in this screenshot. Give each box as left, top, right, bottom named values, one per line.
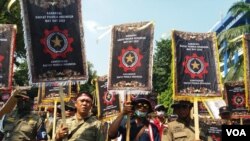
left=182, top=53, right=209, bottom=78
left=231, top=93, right=245, bottom=107
left=40, top=26, right=74, bottom=59
left=118, top=46, right=143, bottom=72
left=103, top=92, right=116, bottom=105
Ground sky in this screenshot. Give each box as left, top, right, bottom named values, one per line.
left=82, top=0, right=238, bottom=76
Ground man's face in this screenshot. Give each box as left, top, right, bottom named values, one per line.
left=220, top=112, right=231, bottom=120
left=173, top=104, right=191, bottom=119
left=135, top=102, right=149, bottom=112
left=75, top=94, right=92, bottom=116
left=65, top=107, right=75, bottom=117
left=16, top=97, right=31, bottom=110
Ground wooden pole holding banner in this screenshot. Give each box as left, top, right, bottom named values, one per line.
left=125, top=92, right=131, bottom=141
left=59, top=85, right=68, bottom=141
left=194, top=98, right=200, bottom=140
left=52, top=100, right=58, bottom=141
left=240, top=118, right=243, bottom=125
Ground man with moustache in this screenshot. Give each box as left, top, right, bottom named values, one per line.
left=55, top=92, right=103, bottom=141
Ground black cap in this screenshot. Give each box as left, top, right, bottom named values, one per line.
left=131, top=97, right=153, bottom=113
left=171, top=100, right=193, bottom=108
left=58, top=101, right=76, bottom=111
left=219, top=106, right=230, bottom=115
left=75, top=92, right=93, bottom=101
left=154, top=104, right=167, bottom=111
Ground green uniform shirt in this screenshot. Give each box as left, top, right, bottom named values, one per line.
left=57, top=115, right=104, bottom=141
left=3, top=112, right=42, bottom=141
left=166, top=120, right=212, bottom=141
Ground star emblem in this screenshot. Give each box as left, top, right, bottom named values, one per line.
left=51, top=36, right=62, bottom=47
left=126, top=53, right=134, bottom=63
left=191, top=61, right=200, bottom=69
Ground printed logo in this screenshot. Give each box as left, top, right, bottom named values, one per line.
left=182, top=53, right=209, bottom=78
left=118, top=46, right=143, bottom=72
left=40, top=26, right=74, bottom=59
left=231, top=93, right=245, bottom=108
left=222, top=125, right=250, bottom=140
left=103, top=92, right=116, bottom=105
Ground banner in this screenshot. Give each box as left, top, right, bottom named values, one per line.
left=20, top=0, right=88, bottom=84
left=224, top=81, right=247, bottom=114
left=200, top=119, right=223, bottom=141
left=0, top=24, right=16, bottom=89
left=95, top=76, right=121, bottom=120
left=108, top=21, right=154, bottom=92
left=172, top=30, right=222, bottom=98
left=243, top=34, right=250, bottom=105
left=204, top=99, right=226, bottom=119
left=39, top=82, right=72, bottom=103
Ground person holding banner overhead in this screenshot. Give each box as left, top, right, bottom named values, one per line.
left=55, top=92, right=104, bottom=141
left=166, top=100, right=211, bottom=141
left=108, top=97, right=160, bottom=141
left=2, top=90, right=47, bottom=141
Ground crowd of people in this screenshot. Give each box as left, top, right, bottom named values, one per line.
left=0, top=89, right=243, bottom=141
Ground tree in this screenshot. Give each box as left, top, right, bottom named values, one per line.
left=217, top=1, right=250, bottom=81
left=153, top=38, right=173, bottom=112
left=80, top=62, right=97, bottom=94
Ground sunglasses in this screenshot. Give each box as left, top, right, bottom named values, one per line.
left=136, top=103, right=149, bottom=110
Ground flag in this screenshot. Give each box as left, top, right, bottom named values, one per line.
left=243, top=34, right=250, bottom=105
left=0, top=24, right=16, bottom=89
left=95, top=76, right=121, bottom=120
left=224, top=81, right=247, bottom=114
left=172, top=30, right=222, bottom=99
left=108, top=21, right=154, bottom=93
left=20, top=0, right=88, bottom=84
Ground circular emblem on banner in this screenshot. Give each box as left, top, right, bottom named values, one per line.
left=40, top=26, right=74, bottom=59
left=231, top=93, right=245, bottom=107
left=118, top=46, right=143, bottom=72
left=182, top=53, right=209, bottom=78
left=103, top=92, right=116, bottom=105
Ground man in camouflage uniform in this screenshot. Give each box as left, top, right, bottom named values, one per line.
left=2, top=90, right=46, bottom=141
left=55, top=92, right=104, bottom=141
left=166, top=100, right=211, bottom=141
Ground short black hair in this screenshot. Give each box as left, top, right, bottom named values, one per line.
left=75, top=91, right=93, bottom=101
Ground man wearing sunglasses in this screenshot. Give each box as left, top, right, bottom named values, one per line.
left=166, top=100, right=210, bottom=141
left=108, top=97, right=160, bottom=141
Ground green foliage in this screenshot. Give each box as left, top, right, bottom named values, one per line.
left=80, top=62, right=97, bottom=94
left=153, top=38, right=173, bottom=113
left=217, top=1, right=250, bottom=81
left=13, top=61, right=29, bottom=86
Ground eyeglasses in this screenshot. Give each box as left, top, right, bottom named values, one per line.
left=136, top=103, right=149, bottom=110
